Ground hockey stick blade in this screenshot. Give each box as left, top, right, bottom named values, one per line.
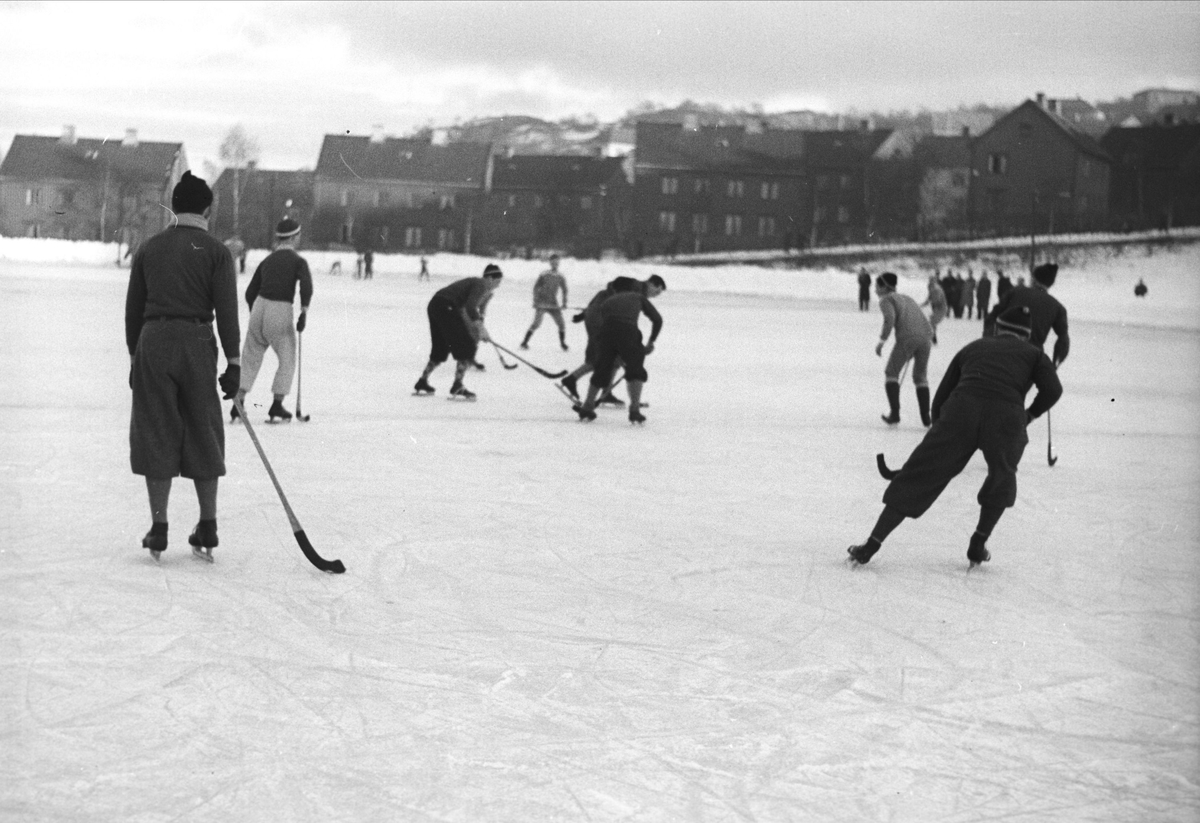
left=295, top=529, right=344, bottom=574
left=492, top=342, right=568, bottom=380
left=876, top=453, right=900, bottom=480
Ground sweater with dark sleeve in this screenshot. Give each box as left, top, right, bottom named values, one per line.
left=244, top=248, right=313, bottom=309
left=125, top=219, right=240, bottom=361
left=435, top=277, right=493, bottom=321
left=931, top=335, right=1062, bottom=422
left=598, top=292, right=663, bottom=343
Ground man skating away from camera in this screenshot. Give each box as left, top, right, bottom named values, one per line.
left=521, top=253, right=569, bottom=350
left=847, top=305, right=1062, bottom=568
left=125, top=171, right=241, bottom=561
left=574, top=277, right=665, bottom=424
left=233, top=217, right=313, bottom=423
left=874, top=272, right=935, bottom=427
left=561, top=275, right=666, bottom=405
left=986, top=263, right=1070, bottom=367
left=413, top=263, right=503, bottom=399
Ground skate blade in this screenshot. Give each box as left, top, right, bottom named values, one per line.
left=191, top=546, right=214, bottom=563
left=149, top=549, right=163, bottom=561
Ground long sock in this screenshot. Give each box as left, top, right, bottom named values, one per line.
left=869, top=505, right=906, bottom=545
left=975, top=505, right=1004, bottom=539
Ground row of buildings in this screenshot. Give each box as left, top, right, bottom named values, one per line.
left=2, top=91, right=1198, bottom=259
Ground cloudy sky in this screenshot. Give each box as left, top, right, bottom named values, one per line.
left=2, top=0, right=1198, bottom=175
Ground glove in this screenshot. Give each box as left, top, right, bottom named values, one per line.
left=296, top=312, right=307, bottom=333
left=875, top=341, right=884, bottom=357
left=931, top=331, right=938, bottom=345
left=644, top=342, right=655, bottom=355
left=218, top=364, right=241, bottom=400
left=572, top=312, right=585, bottom=323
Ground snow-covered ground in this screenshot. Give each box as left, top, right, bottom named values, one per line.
left=2, top=238, right=1198, bottom=821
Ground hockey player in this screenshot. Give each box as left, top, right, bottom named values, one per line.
left=561, top=274, right=666, bottom=405
left=874, top=272, right=935, bottom=427
left=413, top=263, right=503, bottom=400
left=125, top=171, right=241, bottom=560
left=234, top=217, right=313, bottom=423
left=520, top=253, right=569, bottom=350
left=921, top=274, right=948, bottom=343
left=847, top=305, right=1062, bottom=568
left=573, top=277, right=665, bottom=424
left=987, top=263, right=1070, bottom=367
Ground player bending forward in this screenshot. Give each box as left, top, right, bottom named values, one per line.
left=847, top=305, right=1062, bottom=568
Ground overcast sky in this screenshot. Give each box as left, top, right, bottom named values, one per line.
left=2, top=0, right=1198, bottom=175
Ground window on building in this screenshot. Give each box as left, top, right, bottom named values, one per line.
left=61, top=189, right=75, bottom=208
left=379, top=226, right=389, bottom=246
left=840, top=174, right=853, bottom=190
left=661, top=176, right=679, bottom=195
left=726, top=180, right=744, bottom=198
left=658, top=211, right=676, bottom=232
left=694, top=178, right=710, bottom=194
left=814, top=206, right=827, bottom=223
left=692, top=213, right=708, bottom=234
left=26, top=188, right=41, bottom=206
left=373, top=191, right=382, bottom=207
left=988, top=153, right=1007, bottom=174
left=837, top=206, right=850, bottom=224
left=28, top=223, right=40, bottom=238
left=340, top=218, right=354, bottom=243
left=405, top=227, right=422, bottom=248
left=534, top=195, right=544, bottom=208
left=758, top=216, right=776, bottom=237
left=440, top=194, right=456, bottom=210
left=340, top=189, right=352, bottom=207
left=580, top=196, right=593, bottom=210
left=438, top=229, right=454, bottom=249
left=724, top=215, right=743, bottom=236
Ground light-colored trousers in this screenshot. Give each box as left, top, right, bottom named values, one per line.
left=240, top=298, right=297, bottom=397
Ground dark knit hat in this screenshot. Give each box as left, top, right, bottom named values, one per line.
left=876, top=272, right=898, bottom=289
left=996, top=305, right=1032, bottom=338
left=1032, top=263, right=1058, bottom=287
left=647, top=274, right=666, bottom=290
left=275, top=217, right=301, bottom=239
left=483, top=263, right=503, bottom=278
left=171, top=171, right=212, bottom=215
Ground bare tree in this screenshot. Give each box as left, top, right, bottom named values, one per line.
left=219, top=124, right=260, bottom=235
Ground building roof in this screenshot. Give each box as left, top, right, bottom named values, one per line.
left=0, top=133, right=182, bottom=183
left=491, top=155, right=626, bottom=191
left=981, top=100, right=1111, bottom=163
left=803, top=129, right=893, bottom=167
left=634, top=122, right=808, bottom=172
left=315, top=135, right=491, bottom=186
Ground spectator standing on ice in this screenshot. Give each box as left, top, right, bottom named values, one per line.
left=921, top=274, right=948, bottom=344
left=234, top=217, right=313, bottom=423
left=125, top=171, right=241, bottom=561
left=847, top=305, right=1062, bottom=568
left=996, top=270, right=1013, bottom=303
left=1135, top=278, right=1148, bottom=298
left=520, top=253, right=569, bottom=350
left=561, top=275, right=665, bottom=406
left=413, top=264, right=503, bottom=400
left=976, top=272, right=992, bottom=325
left=988, top=263, right=1070, bottom=367
left=875, top=272, right=935, bottom=427
left=963, top=271, right=977, bottom=319
left=418, top=256, right=430, bottom=281
left=574, top=277, right=666, bottom=425
left=225, top=235, right=246, bottom=274
left=857, top=268, right=872, bottom=311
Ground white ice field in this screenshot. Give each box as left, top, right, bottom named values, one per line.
left=3, top=238, right=1198, bottom=822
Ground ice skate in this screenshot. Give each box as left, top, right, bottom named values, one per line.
left=142, top=526, right=167, bottom=560
left=449, top=381, right=476, bottom=401
left=560, top=374, right=580, bottom=400
left=573, top=403, right=597, bottom=422
left=847, top=542, right=880, bottom=565
left=598, top=392, right=626, bottom=407
left=628, top=408, right=646, bottom=425
left=188, top=520, right=218, bottom=563
left=967, top=533, right=991, bottom=568
left=881, top=411, right=900, bottom=426
left=413, top=377, right=435, bottom=396
left=267, top=398, right=293, bottom=423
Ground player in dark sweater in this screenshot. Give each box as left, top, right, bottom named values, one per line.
left=573, top=277, right=665, bottom=424
left=235, top=218, right=313, bottom=422
left=413, top=264, right=503, bottom=399
left=847, top=304, right=1062, bottom=568
left=125, top=171, right=241, bottom=560
left=987, top=263, right=1070, bottom=366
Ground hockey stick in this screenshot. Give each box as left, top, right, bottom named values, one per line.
left=876, top=453, right=900, bottom=480
left=295, top=331, right=311, bottom=422
left=1047, top=410, right=1058, bottom=466
left=233, top=396, right=345, bottom=574
left=490, top=341, right=518, bottom=370
left=492, top=342, right=567, bottom=379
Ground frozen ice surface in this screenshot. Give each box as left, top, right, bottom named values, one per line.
left=2, top=239, right=1198, bottom=821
